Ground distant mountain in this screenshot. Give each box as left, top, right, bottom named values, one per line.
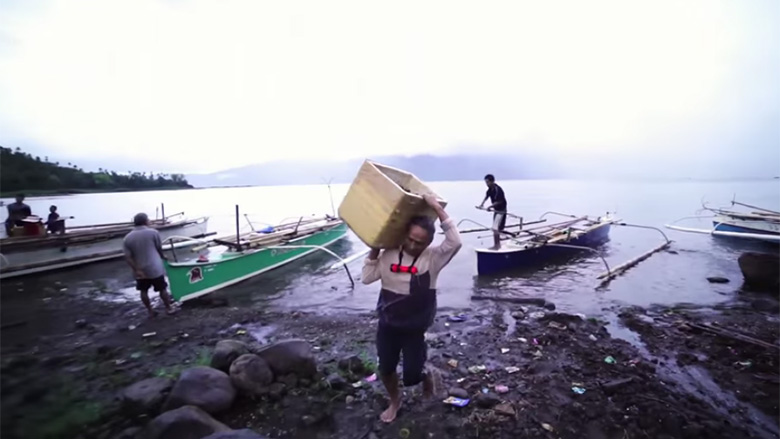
left=185, top=154, right=562, bottom=188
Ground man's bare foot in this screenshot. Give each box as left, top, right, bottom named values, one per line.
left=380, top=399, right=401, bottom=423
left=165, top=307, right=179, bottom=315
left=147, top=310, right=158, bottom=319
left=488, top=245, right=500, bottom=250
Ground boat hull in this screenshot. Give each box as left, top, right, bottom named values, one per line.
left=713, top=216, right=780, bottom=242
left=0, top=218, right=209, bottom=279
left=165, top=222, right=348, bottom=302
left=476, top=222, right=612, bottom=275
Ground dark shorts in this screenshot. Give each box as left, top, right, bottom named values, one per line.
left=136, top=276, right=168, bottom=292
left=376, top=323, right=427, bottom=386
left=493, top=212, right=507, bottom=231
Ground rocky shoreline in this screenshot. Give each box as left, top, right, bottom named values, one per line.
left=1, top=280, right=779, bottom=439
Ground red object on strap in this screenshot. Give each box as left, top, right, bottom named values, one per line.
left=390, top=264, right=418, bottom=274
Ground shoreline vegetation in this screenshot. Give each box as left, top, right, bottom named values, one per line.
left=0, top=146, right=192, bottom=198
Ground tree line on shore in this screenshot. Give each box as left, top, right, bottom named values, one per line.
left=0, top=146, right=192, bottom=193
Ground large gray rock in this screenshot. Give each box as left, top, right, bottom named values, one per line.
left=162, top=366, right=237, bottom=414
left=229, top=354, right=274, bottom=396
left=203, top=429, right=269, bottom=439
left=211, top=340, right=251, bottom=372
left=121, top=377, right=174, bottom=415
left=255, top=339, right=316, bottom=378
left=141, top=405, right=231, bottom=439
left=739, top=251, right=780, bottom=292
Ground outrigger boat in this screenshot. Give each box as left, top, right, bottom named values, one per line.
left=457, top=208, right=672, bottom=287
left=162, top=205, right=354, bottom=302
left=0, top=205, right=210, bottom=279
left=665, top=198, right=780, bottom=243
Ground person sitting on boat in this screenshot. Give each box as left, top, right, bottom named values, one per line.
left=478, top=174, right=507, bottom=250
left=361, top=194, right=462, bottom=423
left=123, top=213, right=177, bottom=318
left=4, top=194, right=32, bottom=236
left=45, top=205, right=66, bottom=234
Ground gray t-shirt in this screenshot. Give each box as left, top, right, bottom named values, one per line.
left=123, top=226, right=165, bottom=279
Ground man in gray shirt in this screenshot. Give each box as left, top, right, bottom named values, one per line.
left=123, top=213, right=176, bottom=317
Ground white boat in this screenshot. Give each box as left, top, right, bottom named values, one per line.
left=0, top=213, right=210, bottom=279
left=665, top=199, right=780, bottom=243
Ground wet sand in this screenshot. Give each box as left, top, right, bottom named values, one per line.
left=1, top=280, right=778, bottom=439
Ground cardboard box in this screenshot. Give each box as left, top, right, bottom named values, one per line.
left=338, top=160, right=447, bottom=249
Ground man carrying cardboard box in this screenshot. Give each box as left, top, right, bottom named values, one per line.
left=361, top=194, right=462, bottom=423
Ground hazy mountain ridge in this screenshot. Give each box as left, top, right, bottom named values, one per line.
left=185, top=154, right=562, bottom=188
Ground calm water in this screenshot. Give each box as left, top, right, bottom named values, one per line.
left=2, top=179, right=779, bottom=316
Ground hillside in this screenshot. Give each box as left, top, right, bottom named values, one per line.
left=0, top=146, right=192, bottom=195
left=186, top=153, right=561, bottom=187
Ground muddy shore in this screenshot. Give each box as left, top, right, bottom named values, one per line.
left=1, top=280, right=778, bottom=439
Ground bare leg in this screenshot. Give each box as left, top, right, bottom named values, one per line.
left=380, top=372, right=402, bottom=423
left=140, top=289, right=156, bottom=318
left=159, top=288, right=176, bottom=314
left=491, top=231, right=501, bottom=250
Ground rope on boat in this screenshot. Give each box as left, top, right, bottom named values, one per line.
left=265, top=245, right=355, bottom=288
left=613, top=222, right=672, bottom=244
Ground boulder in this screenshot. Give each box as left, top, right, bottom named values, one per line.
left=706, top=276, right=730, bottom=284
left=211, top=340, right=251, bottom=372
left=338, top=355, right=365, bottom=374
left=739, top=251, right=780, bottom=292
left=121, top=377, right=174, bottom=415
left=141, top=405, right=231, bottom=439
left=203, top=429, right=269, bottom=439
left=162, top=366, right=237, bottom=414
left=448, top=387, right=469, bottom=399
left=475, top=392, right=501, bottom=408
left=229, top=354, right=274, bottom=396
left=255, top=339, right=316, bottom=378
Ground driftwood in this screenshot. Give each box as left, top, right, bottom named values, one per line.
left=687, top=322, right=780, bottom=351
left=471, top=295, right=547, bottom=307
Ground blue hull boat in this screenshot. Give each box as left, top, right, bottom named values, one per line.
left=473, top=213, right=616, bottom=276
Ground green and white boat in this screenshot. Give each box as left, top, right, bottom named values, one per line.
left=163, top=213, right=351, bottom=302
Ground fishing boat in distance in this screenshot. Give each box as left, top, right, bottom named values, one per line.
left=665, top=198, right=780, bottom=243
left=0, top=205, right=210, bottom=279
left=457, top=208, right=672, bottom=287
left=162, top=205, right=353, bottom=302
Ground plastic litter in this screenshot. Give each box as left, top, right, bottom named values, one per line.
left=572, top=386, right=586, bottom=394
left=495, top=385, right=509, bottom=394
left=115, top=359, right=127, bottom=366
left=443, top=396, right=470, bottom=407
left=399, top=428, right=410, bottom=438
left=352, top=381, right=363, bottom=388
left=365, top=373, right=377, bottom=382
left=541, top=423, right=554, bottom=432
left=736, top=360, right=752, bottom=367
left=448, top=314, right=467, bottom=322
left=505, top=366, right=520, bottom=374
left=518, top=337, right=528, bottom=343
left=456, top=377, right=466, bottom=383
left=529, top=311, right=545, bottom=319
left=548, top=321, right=567, bottom=330
left=588, top=334, right=598, bottom=341
left=500, top=348, right=510, bottom=354
left=481, top=387, right=489, bottom=393
left=468, top=365, right=487, bottom=374
left=142, top=332, right=156, bottom=338
left=236, top=329, right=247, bottom=335
left=128, top=325, right=137, bottom=331
left=448, top=359, right=459, bottom=368
left=604, top=356, right=616, bottom=364
left=533, top=350, right=543, bottom=358
left=532, top=338, right=539, bottom=345
left=130, top=352, right=143, bottom=359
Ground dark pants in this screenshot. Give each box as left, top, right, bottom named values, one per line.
left=136, top=276, right=168, bottom=292
left=376, top=323, right=427, bottom=386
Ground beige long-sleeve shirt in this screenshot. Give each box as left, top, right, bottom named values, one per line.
left=361, top=217, right=462, bottom=295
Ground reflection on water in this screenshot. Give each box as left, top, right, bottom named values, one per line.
left=2, top=179, right=779, bottom=317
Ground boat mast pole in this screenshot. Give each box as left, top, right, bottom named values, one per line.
left=235, top=204, right=242, bottom=252
left=161, top=203, right=166, bottom=223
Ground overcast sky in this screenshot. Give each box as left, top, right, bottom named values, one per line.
left=0, top=0, right=778, bottom=175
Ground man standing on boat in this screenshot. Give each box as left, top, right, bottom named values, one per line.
left=4, top=194, right=32, bottom=236
left=362, top=194, right=462, bottom=423
left=478, top=174, right=507, bottom=250
left=123, top=213, right=176, bottom=318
